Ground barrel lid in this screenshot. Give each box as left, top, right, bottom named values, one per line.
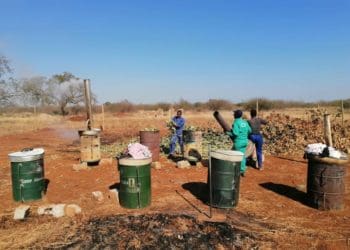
left=8, top=148, right=45, bottom=162
left=210, top=150, right=243, bottom=162
left=118, top=157, right=152, bottom=166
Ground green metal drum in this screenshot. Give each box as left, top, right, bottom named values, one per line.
left=118, top=157, right=152, bottom=209
left=209, top=150, right=243, bottom=208
left=8, top=148, right=45, bottom=202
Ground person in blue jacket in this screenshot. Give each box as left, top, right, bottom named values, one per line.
left=169, top=109, right=185, bottom=157
left=227, top=110, right=252, bottom=176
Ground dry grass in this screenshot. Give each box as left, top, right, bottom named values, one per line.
left=1, top=108, right=349, bottom=138
left=0, top=113, right=62, bottom=136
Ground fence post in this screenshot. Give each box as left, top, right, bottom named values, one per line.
left=324, top=112, right=333, bottom=147
left=101, top=104, right=105, bottom=131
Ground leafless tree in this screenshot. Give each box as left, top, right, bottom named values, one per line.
left=48, top=72, right=86, bottom=115
left=0, top=55, right=16, bottom=106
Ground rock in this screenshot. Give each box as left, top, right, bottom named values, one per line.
left=92, top=191, right=104, bottom=202
left=151, top=161, right=162, bottom=169
left=65, top=204, right=82, bottom=217
left=51, top=204, right=66, bottom=218
left=14, top=205, right=30, bottom=220
left=176, top=160, right=190, bottom=169
left=38, top=204, right=55, bottom=215
left=73, top=162, right=88, bottom=171
left=108, top=189, right=118, bottom=202
left=195, top=162, right=204, bottom=168
left=38, top=204, right=66, bottom=217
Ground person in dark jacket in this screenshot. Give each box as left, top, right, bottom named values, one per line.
left=248, top=109, right=267, bottom=170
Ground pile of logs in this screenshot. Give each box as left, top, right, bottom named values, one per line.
left=262, top=113, right=350, bottom=156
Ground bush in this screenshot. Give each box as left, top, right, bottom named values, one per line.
left=206, top=99, right=233, bottom=111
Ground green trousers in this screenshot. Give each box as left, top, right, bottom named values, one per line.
left=233, top=143, right=247, bottom=173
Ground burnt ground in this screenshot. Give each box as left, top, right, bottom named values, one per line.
left=0, top=127, right=349, bottom=249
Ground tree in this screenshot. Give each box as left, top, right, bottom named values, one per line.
left=48, top=72, right=86, bottom=115
left=0, top=55, right=16, bottom=106
left=207, top=99, right=233, bottom=111
left=20, top=76, right=49, bottom=110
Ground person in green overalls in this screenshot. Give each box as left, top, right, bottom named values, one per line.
left=227, top=110, right=252, bottom=177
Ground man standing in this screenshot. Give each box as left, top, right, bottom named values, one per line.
left=169, top=109, right=185, bottom=157
left=248, top=109, right=267, bottom=170
left=227, top=110, right=251, bottom=176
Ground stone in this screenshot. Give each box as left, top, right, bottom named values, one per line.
left=151, top=161, right=162, bottom=169
left=176, top=160, right=190, bottom=169
left=51, top=204, right=66, bottom=218
left=92, top=191, right=104, bottom=201
left=108, top=189, right=119, bottom=202
left=38, top=204, right=66, bottom=217
left=14, top=205, right=30, bottom=220
left=65, top=204, right=82, bottom=217
left=38, top=204, right=55, bottom=215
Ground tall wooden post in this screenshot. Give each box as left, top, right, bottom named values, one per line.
left=324, top=112, right=333, bottom=147
left=101, top=104, right=105, bottom=131
left=83, top=79, right=93, bottom=130
left=256, top=99, right=259, bottom=115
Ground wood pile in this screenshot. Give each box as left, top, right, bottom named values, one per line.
left=262, top=113, right=350, bottom=156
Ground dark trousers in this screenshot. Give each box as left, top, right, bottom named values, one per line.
left=249, top=134, right=264, bottom=167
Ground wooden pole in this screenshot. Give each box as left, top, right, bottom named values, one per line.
left=101, top=104, right=105, bottom=131
left=341, top=100, right=344, bottom=127
left=324, top=112, right=333, bottom=147
left=256, top=99, right=259, bottom=115
left=83, top=79, right=93, bottom=130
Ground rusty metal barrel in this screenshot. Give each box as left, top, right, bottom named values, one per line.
left=80, top=130, right=101, bottom=164
left=140, top=130, right=160, bottom=162
left=307, top=156, right=348, bottom=210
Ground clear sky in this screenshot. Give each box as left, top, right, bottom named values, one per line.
left=0, top=0, right=349, bottom=104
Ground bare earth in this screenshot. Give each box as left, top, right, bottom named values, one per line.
left=0, top=122, right=349, bottom=249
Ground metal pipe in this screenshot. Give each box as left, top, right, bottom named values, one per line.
left=213, top=111, right=231, bottom=132
left=208, top=144, right=213, bottom=218
left=83, top=79, right=93, bottom=130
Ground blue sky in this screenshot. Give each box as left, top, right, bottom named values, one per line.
left=0, top=0, right=349, bottom=103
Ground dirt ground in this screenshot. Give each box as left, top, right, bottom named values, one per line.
left=0, top=125, right=349, bottom=249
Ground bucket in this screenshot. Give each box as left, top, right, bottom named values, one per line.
left=118, top=157, right=152, bottom=209
left=209, top=150, right=243, bottom=208
left=80, top=130, right=101, bottom=164
left=307, top=156, right=347, bottom=210
left=140, top=130, right=160, bottom=162
left=8, top=148, right=45, bottom=202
